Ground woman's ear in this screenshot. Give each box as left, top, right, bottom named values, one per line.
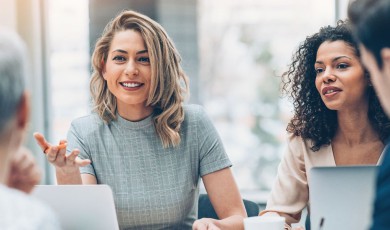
left=101, top=59, right=107, bottom=80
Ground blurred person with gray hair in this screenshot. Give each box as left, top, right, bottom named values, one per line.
left=0, top=29, right=61, bottom=229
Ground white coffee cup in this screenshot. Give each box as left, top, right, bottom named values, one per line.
left=244, top=216, right=285, bottom=230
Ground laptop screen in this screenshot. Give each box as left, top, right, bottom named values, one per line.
left=309, top=166, right=377, bottom=230
left=32, top=184, right=119, bottom=230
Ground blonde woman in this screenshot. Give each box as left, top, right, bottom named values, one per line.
left=34, top=10, right=246, bottom=230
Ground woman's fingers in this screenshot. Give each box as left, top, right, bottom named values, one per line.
left=75, top=157, right=92, bottom=167
left=66, top=149, right=79, bottom=165
left=33, top=132, right=70, bottom=167
left=66, top=149, right=91, bottom=167
left=46, top=146, right=59, bottom=163
left=59, top=139, right=67, bottom=145
left=58, top=139, right=67, bottom=150
left=33, top=133, right=91, bottom=169
left=55, top=145, right=67, bottom=167
left=33, top=132, right=51, bottom=153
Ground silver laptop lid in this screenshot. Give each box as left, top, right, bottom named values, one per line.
left=309, top=166, right=377, bottom=230
left=32, top=184, right=119, bottom=230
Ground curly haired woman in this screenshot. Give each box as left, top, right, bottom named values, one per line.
left=33, top=10, right=246, bottom=229
left=261, top=20, right=390, bottom=229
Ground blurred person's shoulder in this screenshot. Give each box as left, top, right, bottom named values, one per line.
left=0, top=184, right=61, bottom=229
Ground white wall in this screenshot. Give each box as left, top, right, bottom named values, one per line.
left=0, top=0, right=17, bottom=30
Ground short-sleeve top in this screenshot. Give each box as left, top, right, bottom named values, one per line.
left=262, top=133, right=382, bottom=225
left=66, top=104, right=232, bottom=230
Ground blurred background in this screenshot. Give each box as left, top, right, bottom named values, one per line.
left=0, top=0, right=349, bottom=205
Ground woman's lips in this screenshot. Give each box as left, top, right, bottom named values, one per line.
left=120, top=81, right=144, bottom=91
left=322, top=86, right=342, bottom=96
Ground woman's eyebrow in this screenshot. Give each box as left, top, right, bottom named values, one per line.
left=315, top=56, right=352, bottom=65
left=332, top=56, right=351, bottom=62
left=112, top=49, right=127, bottom=54
left=136, top=49, right=148, bottom=54
left=111, top=49, right=148, bottom=54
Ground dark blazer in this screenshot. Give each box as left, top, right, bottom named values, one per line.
left=371, top=141, right=390, bottom=230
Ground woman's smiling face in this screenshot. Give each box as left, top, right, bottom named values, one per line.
left=103, top=29, right=153, bottom=119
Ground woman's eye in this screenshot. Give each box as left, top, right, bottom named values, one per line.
left=113, top=56, right=126, bottom=62
left=138, top=57, right=150, bottom=63
left=337, top=63, right=349, bottom=69
left=315, top=68, right=324, bottom=74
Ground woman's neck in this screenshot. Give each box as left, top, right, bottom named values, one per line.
left=117, top=104, right=154, bottom=122
left=334, top=109, right=379, bottom=146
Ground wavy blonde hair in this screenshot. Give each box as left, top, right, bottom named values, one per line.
left=90, top=10, right=189, bottom=148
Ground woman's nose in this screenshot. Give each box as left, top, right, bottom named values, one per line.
left=322, top=69, right=336, bottom=83
left=124, top=61, right=138, bottom=76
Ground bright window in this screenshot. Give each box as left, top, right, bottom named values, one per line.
left=198, top=0, right=334, bottom=199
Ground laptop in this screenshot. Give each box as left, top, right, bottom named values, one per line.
left=309, top=166, right=377, bottom=230
left=32, top=184, right=119, bottom=230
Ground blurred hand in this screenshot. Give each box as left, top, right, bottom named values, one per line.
left=292, top=226, right=305, bottom=230
left=193, top=218, right=221, bottom=230
left=33, top=132, right=91, bottom=174
left=7, top=146, right=41, bottom=193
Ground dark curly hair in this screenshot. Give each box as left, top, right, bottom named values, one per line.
left=281, top=20, right=390, bottom=151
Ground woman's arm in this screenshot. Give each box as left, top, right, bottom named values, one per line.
left=193, top=167, right=247, bottom=230
left=260, top=134, right=309, bottom=225
left=81, top=174, right=98, bottom=184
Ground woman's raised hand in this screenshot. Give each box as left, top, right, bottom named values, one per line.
left=33, top=132, right=91, bottom=174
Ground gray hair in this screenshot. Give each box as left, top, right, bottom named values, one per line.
left=0, top=30, right=27, bottom=133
